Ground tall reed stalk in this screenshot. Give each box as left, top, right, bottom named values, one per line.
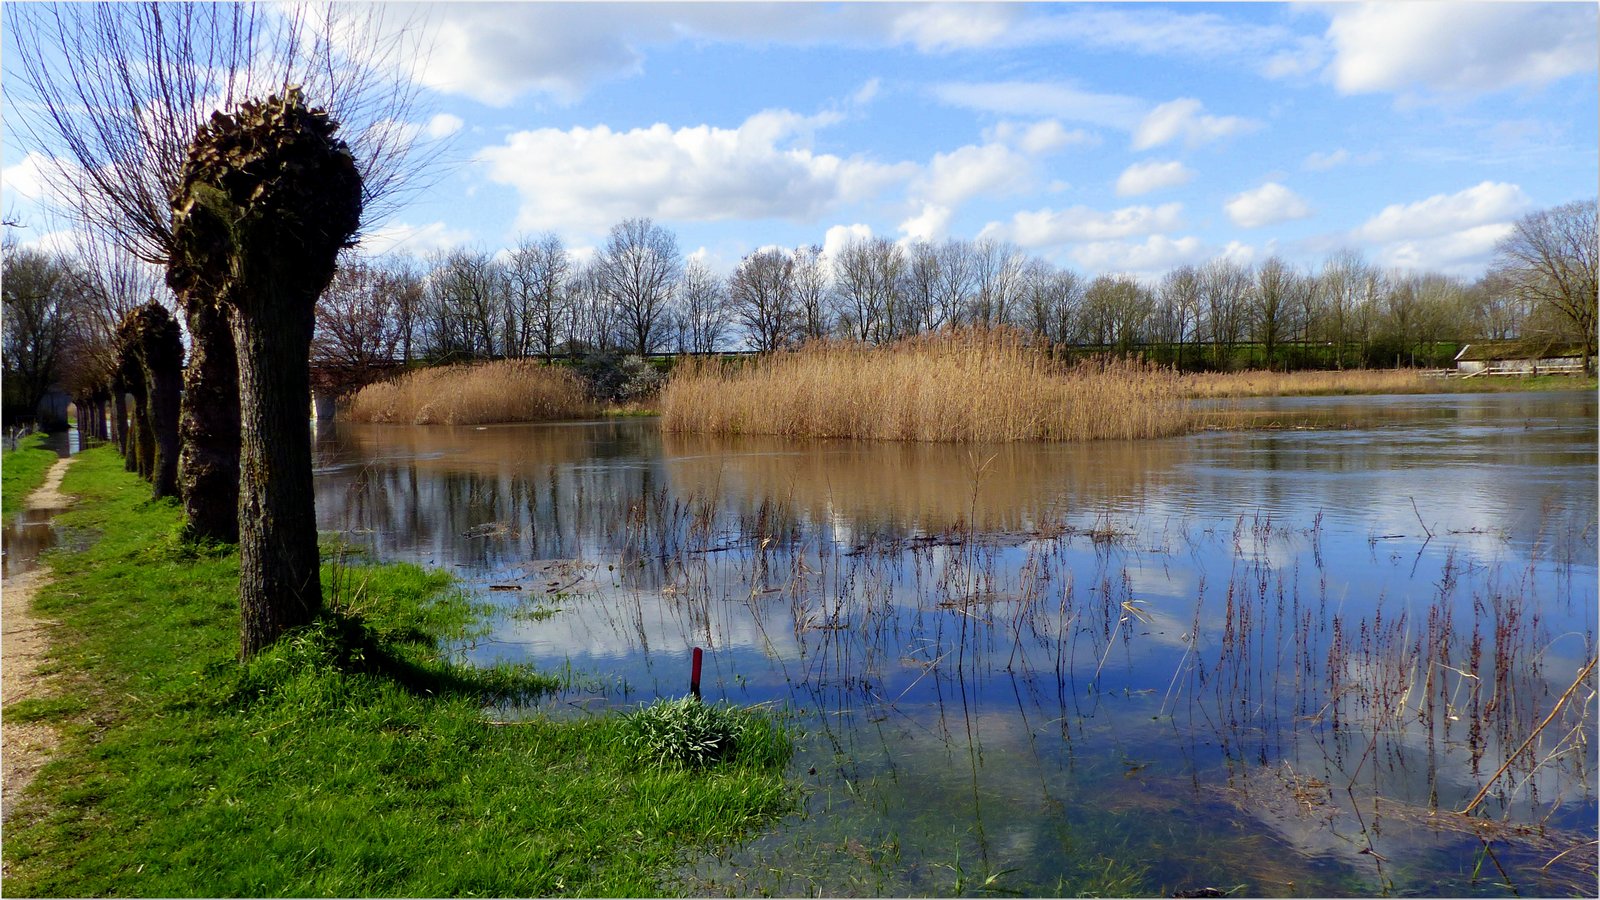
left=662, top=328, right=1190, bottom=442
left=1181, top=368, right=1433, bottom=398
left=343, top=360, right=593, bottom=425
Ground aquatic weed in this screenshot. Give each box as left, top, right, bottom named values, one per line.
left=624, top=696, right=791, bottom=769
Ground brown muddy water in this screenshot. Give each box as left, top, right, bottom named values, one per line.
left=312, top=391, right=1598, bottom=897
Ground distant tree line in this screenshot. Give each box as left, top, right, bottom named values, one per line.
left=9, top=199, right=1595, bottom=433
left=302, top=201, right=1597, bottom=375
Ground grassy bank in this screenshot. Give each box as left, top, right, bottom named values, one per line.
left=344, top=358, right=594, bottom=425
left=2, top=447, right=792, bottom=896
left=2, top=432, right=59, bottom=518
left=662, top=328, right=1191, bottom=442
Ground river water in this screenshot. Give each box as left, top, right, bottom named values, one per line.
left=312, top=391, right=1597, bottom=897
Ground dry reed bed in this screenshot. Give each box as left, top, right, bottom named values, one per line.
left=1182, top=368, right=1433, bottom=399
left=661, top=329, right=1190, bottom=442
left=342, top=360, right=593, bottom=425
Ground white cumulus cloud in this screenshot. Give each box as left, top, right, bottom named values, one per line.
left=15, top=227, right=96, bottom=258
left=1224, top=183, right=1313, bottom=229
left=899, top=204, right=955, bottom=243
left=2, top=151, right=63, bottom=202
left=1131, top=98, right=1260, bottom=151
left=1324, top=3, right=1597, bottom=95
left=1373, top=223, right=1516, bottom=274
left=1069, top=234, right=1204, bottom=276
left=1115, top=160, right=1194, bottom=197
left=984, top=202, right=1185, bottom=249
left=399, top=4, right=1056, bottom=106
left=360, top=220, right=477, bottom=257
left=1352, top=181, right=1530, bottom=243
left=913, top=142, right=1034, bottom=208
left=822, top=223, right=875, bottom=261
left=477, top=110, right=914, bottom=235
left=425, top=113, right=465, bottom=139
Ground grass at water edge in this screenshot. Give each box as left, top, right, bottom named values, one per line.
left=3, top=431, right=60, bottom=518
left=0, top=446, right=794, bottom=897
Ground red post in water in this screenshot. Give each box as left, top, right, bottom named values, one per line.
left=690, top=646, right=703, bottom=700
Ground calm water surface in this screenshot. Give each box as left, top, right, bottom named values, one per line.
left=2, top=429, right=75, bottom=579
left=313, top=391, right=1598, bottom=897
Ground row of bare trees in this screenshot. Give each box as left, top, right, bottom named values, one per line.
left=301, top=202, right=1595, bottom=374
left=6, top=1, right=426, bottom=657
left=4, top=4, right=1594, bottom=665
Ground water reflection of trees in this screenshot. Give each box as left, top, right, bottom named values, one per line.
left=315, top=420, right=672, bottom=568
left=311, top=415, right=1596, bottom=895
left=661, top=430, right=1184, bottom=533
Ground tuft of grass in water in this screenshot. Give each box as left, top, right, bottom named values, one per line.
left=662, top=327, right=1191, bottom=442
left=2, top=446, right=796, bottom=897
left=624, top=697, right=793, bottom=770
left=2, top=431, right=59, bottom=518
left=343, top=358, right=594, bottom=425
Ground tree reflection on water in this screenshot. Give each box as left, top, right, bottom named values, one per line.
left=313, top=392, right=1597, bottom=897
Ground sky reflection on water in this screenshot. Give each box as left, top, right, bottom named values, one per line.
left=313, top=391, right=1597, bottom=897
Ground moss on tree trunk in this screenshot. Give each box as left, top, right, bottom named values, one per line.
left=170, top=87, right=362, bottom=657
left=231, top=294, right=319, bottom=651
left=174, top=292, right=240, bottom=543
left=112, top=380, right=130, bottom=461
left=117, top=303, right=184, bottom=499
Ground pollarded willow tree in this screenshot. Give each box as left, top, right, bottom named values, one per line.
left=170, top=88, right=363, bottom=657
left=113, top=328, right=150, bottom=478
left=4, top=1, right=431, bottom=543
left=119, top=303, right=185, bottom=499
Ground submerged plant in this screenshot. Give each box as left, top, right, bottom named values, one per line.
left=623, top=696, right=791, bottom=769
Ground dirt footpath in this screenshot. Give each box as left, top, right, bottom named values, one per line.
left=2, top=455, right=75, bottom=822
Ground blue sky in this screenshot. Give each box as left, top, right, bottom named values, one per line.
left=5, top=2, right=1597, bottom=281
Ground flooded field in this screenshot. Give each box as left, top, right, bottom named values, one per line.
left=2, top=430, right=73, bottom=579
left=312, top=391, right=1598, bottom=897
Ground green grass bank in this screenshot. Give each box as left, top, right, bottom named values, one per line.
left=1, top=446, right=793, bottom=896
left=2, top=432, right=60, bottom=518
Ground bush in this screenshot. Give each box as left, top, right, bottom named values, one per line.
left=623, top=696, right=791, bottom=769
left=575, top=350, right=666, bottom=403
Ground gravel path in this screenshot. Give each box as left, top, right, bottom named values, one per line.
left=2, top=455, right=75, bottom=822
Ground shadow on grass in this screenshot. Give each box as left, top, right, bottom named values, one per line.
left=223, top=608, right=560, bottom=713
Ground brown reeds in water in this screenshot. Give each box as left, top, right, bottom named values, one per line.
left=342, top=359, right=593, bottom=425
left=661, top=328, right=1190, bottom=442
left=1181, top=368, right=1434, bottom=398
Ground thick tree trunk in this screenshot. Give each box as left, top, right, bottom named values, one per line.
left=113, top=387, right=129, bottom=459
left=146, top=362, right=181, bottom=499
left=127, top=382, right=152, bottom=478
left=169, top=87, right=359, bottom=658
left=231, top=297, right=321, bottom=657
left=86, top=395, right=102, bottom=441
left=178, top=297, right=241, bottom=542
